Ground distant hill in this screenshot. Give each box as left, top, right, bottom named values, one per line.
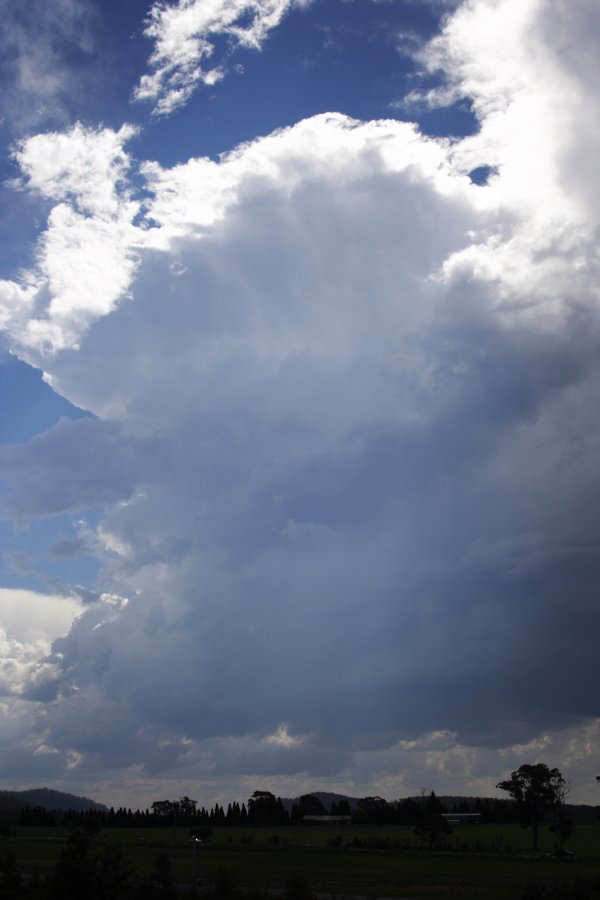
left=0, top=788, right=107, bottom=813
left=281, top=791, right=599, bottom=824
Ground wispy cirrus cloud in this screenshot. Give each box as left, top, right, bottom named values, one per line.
left=133, top=0, right=312, bottom=117
left=0, top=0, right=97, bottom=131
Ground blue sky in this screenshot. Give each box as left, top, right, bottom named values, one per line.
left=1, top=0, right=599, bottom=810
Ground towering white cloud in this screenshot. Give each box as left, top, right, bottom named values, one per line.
left=1, top=0, right=600, bottom=805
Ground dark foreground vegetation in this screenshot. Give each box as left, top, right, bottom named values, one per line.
left=2, top=765, right=599, bottom=900
left=2, top=820, right=600, bottom=900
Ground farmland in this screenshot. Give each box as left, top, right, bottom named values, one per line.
left=5, top=822, right=600, bottom=899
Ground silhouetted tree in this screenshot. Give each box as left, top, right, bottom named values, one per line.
left=337, top=799, right=351, bottom=816
left=177, top=796, right=197, bottom=819
left=19, top=805, right=56, bottom=827
left=353, top=796, right=390, bottom=825
left=413, top=791, right=452, bottom=850
left=151, top=800, right=177, bottom=819
left=550, top=808, right=576, bottom=853
left=0, top=848, right=22, bottom=900
left=211, top=803, right=226, bottom=825
left=292, top=794, right=326, bottom=822
left=0, top=817, right=16, bottom=838
left=496, top=763, right=567, bottom=850
left=492, top=798, right=509, bottom=824
left=48, top=827, right=135, bottom=900
left=247, top=791, right=287, bottom=825
left=396, top=798, right=421, bottom=826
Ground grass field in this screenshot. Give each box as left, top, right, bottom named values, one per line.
left=5, top=823, right=600, bottom=899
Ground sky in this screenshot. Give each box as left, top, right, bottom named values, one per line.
left=0, top=0, right=599, bottom=811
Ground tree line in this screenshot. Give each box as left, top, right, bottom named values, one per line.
left=16, top=763, right=576, bottom=853
left=19, top=790, right=516, bottom=829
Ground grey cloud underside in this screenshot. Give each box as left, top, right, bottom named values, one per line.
left=0, top=418, right=163, bottom=521
left=3, top=0, right=600, bottom=785
left=5, top=157, right=599, bottom=777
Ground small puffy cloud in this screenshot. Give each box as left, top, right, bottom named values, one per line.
left=0, top=124, right=140, bottom=356
left=133, top=0, right=311, bottom=116
left=12, top=123, right=137, bottom=217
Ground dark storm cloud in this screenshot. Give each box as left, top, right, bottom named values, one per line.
left=0, top=417, right=165, bottom=521
left=13, top=241, right=599, bottom=776
left=1, top=0, right=600, bottom=804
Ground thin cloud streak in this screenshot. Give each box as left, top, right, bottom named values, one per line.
left=0, top=0, right=97, bottom=131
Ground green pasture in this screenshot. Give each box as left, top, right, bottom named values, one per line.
left=5, top=823, right=600, bottom=899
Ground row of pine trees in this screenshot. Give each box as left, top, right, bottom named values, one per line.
left=19, top=791, right=515, bottom=828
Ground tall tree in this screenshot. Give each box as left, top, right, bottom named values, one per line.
left=353, top=796, right=392, bottom=825
left=413, top=791, right=452, bottom=850
left=550, top=809, right=576, bottom=853
left=151, top=801, right=176, bottom=819
left=247, top=791, right=287, bottom=825
left=496, top=763, right=567, bottom=850
left=177, top=797, right=197, bottom=819
left=292, top=794, right=326, bottom=822
left=337, top=799, right=351, bottom=816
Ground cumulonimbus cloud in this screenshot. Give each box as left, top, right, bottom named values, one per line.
left=1, top=0, right=600, bottom=804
